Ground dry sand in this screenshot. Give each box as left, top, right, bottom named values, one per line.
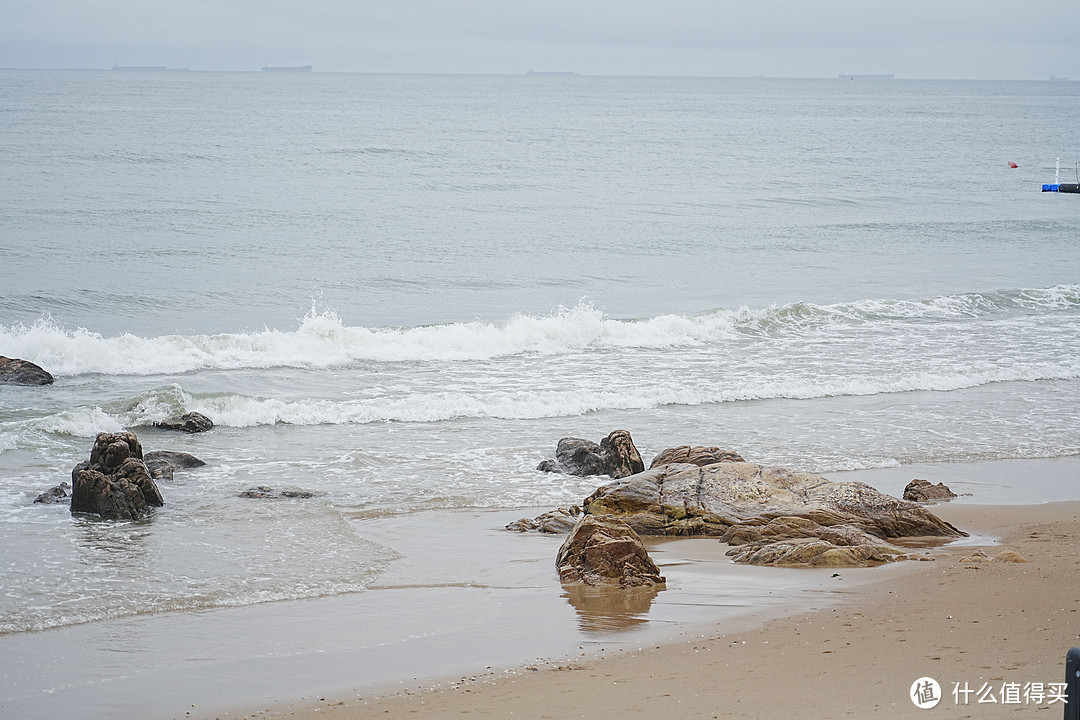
left=267, top=501, right=1080, bottom=720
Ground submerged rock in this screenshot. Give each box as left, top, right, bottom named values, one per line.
left=0, top=356, right=54, bottom=386
left=537, top=430, right=644, bottom=479
left=239, top=486, right=316, bottom=500
left=506, top=506, right=581, bottom=533
left=903, top=478, right=958, bottom=503
left=70, top=432, right=164, bottom=520
left=34, top=482, right=70, bottom=504
left=144, top=450, right=206, bottom=481
left=154, top=412, right=214, bottom=433
left=556, top=514, right=666, bottom=588
left=649, top=445, right=744, bottom=469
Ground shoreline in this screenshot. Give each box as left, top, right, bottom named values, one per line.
left=270, top=498, right=1080, bottom=720
left=3, top=457, right=1079, bottom=720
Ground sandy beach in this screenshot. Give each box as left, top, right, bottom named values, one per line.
left=265, top=499, right=1080, bottom=720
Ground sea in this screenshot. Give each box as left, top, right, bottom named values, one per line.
left=1, top=70, right=1079, bottom=718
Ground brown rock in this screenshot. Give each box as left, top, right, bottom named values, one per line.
left=721, top=516, right=910, bottom=567
left=599, top=430, right=644, bottom=479
left=70, top=432, right=164, bottom=520
left=649, top=445, right=745, bottom=469
left=582, top=462, right=966, bottom=561
left=556, top=515, right=666, bottom=588
left=993, top=550, right=1027, bottom=563
left=903, top=478, right=958, bottom=503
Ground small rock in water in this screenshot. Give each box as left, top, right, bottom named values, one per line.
left=239, top=486, right=316, bottom=499
left=34, top=482, right=71, bottom=504
left=555, top=514, right=666, bottom=588
left=154, top=412, right=214, bottom=433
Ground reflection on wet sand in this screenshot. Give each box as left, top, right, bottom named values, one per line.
left=561, top=583, right=663, bottom=634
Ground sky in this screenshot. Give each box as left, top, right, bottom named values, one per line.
left=1, top=0, right=1078, bottom=80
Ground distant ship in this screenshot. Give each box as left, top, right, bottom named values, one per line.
left=526, top=70, right=577, bottom=76
left=1049, top=75, right=1070, bottom=82
left=262, top=64, right=312, bottom=73
left=839, top=73, right=894, bottom=80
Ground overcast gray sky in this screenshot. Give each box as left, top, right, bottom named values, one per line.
left=2, top=0, right=1077, bottom=79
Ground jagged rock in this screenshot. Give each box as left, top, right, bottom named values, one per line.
left=144, top=450, right=206, bottom=480
left=537, top=431, right=644, bottom=478
left=506, top=506, right=581, bottom=533
left=34, top=482, right=70, bottom=504
left=556, top=515, right=666, bottom=588
left=599, top=430, right=644, bottom=479
left=154, top=412, right=214, bottom=433
left=582, top=462, right=965, bottom=560
left=903, top=478, right=958, bottom=503
left=70, top=432, right=164, bottom=520
left=721, top=516, right=911, bottom=567
left=0, top=356, right=54, bottom=386
left=238, top=486, right=316, bottom=499
left=649, top=445, right=745, bottom=469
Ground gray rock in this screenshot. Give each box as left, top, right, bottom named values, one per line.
left=239, top=486, right=316, bottom=500
left=144, top=450, right=206, bottom=481
left=154, top=412, right=214, bottom=433
left=34, top=482, right=70, bottom=504
left=506, top=506, right=581, bottom=533
left=581, top=462, right=965, bottom=566
left=537, top=430, right=645, bottom=479
left=0, top=356, right=54, bottom=386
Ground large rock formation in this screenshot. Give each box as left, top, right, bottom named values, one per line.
left=581, top=462, right=964, bottom=566
left=70, top=432, right=164, bottom=520
left=154, top=412, right=214, bottom=433
left=537, top=430, right=644, bottom=479
left=649, top=445, right=744, bottom=469
left=0, top=356, right=54, bottom=386
left=556, top=515, right=666, bottom=588
left=903, top=478, right=958, bottom=503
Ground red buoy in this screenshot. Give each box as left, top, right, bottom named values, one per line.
left=1008, top=161, right=1018, bottom=168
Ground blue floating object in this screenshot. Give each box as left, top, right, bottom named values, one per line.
left=1043, top=184, right=1060, bottom=192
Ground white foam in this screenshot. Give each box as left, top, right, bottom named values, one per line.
left=2, top=286, right=1077, bottom=378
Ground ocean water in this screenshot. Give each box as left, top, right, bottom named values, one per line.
left=2, top=71, right=1080, bottom=697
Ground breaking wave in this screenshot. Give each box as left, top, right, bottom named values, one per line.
left=2, top=285, right=1078, bottom=377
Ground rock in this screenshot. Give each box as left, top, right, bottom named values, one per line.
left=555, top=515, right=666, bottom=588
left=581, top=462, right=965, bottom=565
left=993, top=550, right=1027, bottom=563
left=0, top=356, right=54, bottom=386
left=34, top=482, right=70, bottom=504
left=238, top=486, right=316, bottom=499
left=154, top=412, right=214, bottom=433
left=903, top=478, right=958, bottom=503
left=598, top=430, right=644, bottom=479
left=70, top=432, right=164, bottom=520
left=506, top=506, right=581, bottom=533
left=143, top=450, right=206, bottom=481
left=649, top=445, right=745, bottom=469
left=537, top=431, right=645, bottom=478
left=721, top=516, right=910, bottom=567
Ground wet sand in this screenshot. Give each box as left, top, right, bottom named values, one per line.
left=267, top=470, right=1080, bottom=720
